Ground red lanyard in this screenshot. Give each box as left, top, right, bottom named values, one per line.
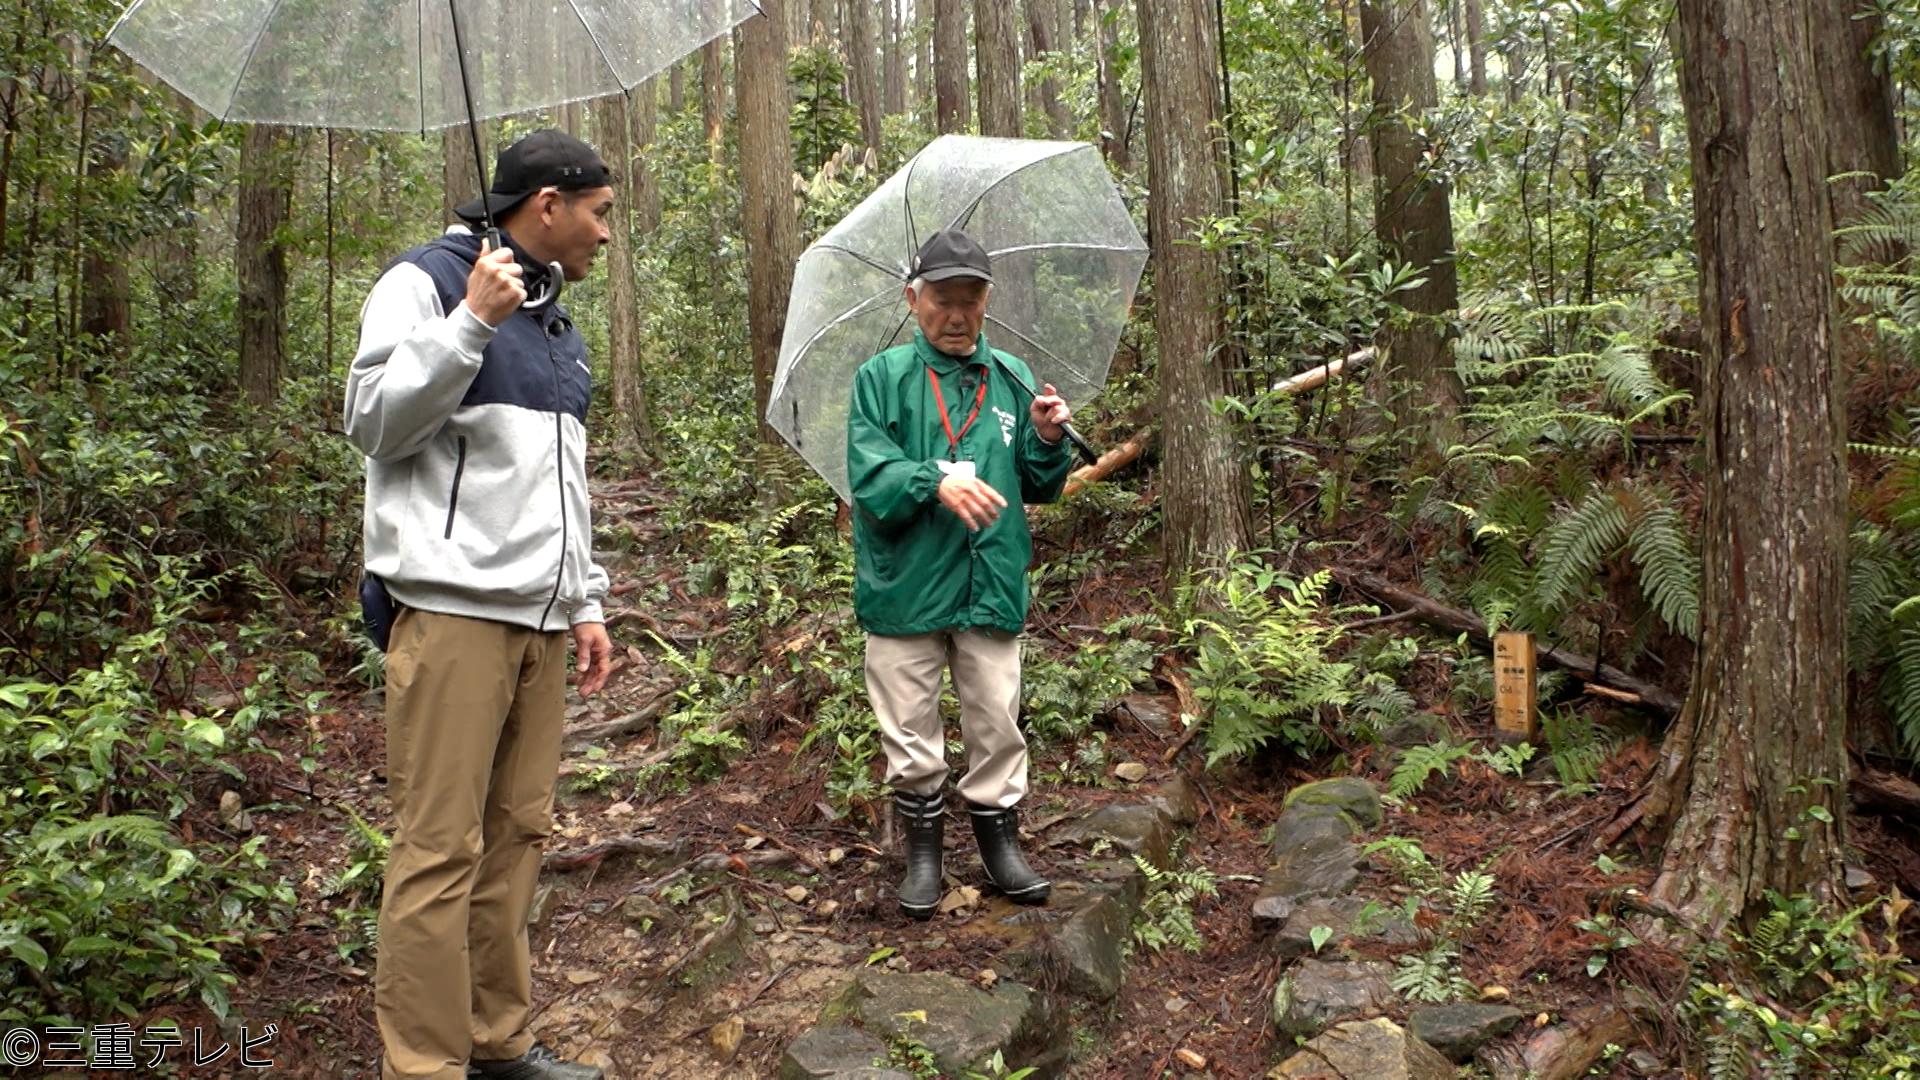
left=927, top=365, right=988, bottom=460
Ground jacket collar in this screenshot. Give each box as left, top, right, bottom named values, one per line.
left=438, top=227, right=557, bottom=311
left=913, top=330, right=990, bottom=375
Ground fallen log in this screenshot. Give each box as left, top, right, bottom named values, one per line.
left=1852, top=758, right=1920, bottom=821
left=1332, top=569, right=1683, bottom=717
left=1063, top=426, right=1154, bottom=497
left=1270, top=346, right=1375, bottom=396
left=1478, top=1004, right=1636, bottom=1080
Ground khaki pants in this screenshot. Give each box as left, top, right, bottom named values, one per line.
left=376, top=609, right=567, bottom=1080
left=865, top=629, right=1028, bottom=808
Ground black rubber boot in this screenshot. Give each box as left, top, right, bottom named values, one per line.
left=969, top=803, right=1050, bottom=904
left=894, top=789, right=946, bottom=919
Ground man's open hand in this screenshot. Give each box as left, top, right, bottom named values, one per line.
left=571, top=621, right=612, bottom=697
left=938, top=474, right=1007, bottom=531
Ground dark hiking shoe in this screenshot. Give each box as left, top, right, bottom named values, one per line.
left=468, top=1043, right=603, bottom=1080
left=969, top=803, right=1050, bottom=904
left=895, top=789, right=947, bottom=919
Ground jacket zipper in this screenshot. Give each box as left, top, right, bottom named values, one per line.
left=443, top=435, right=468, bottom=539
left=537, top=316, right=568, bottom=631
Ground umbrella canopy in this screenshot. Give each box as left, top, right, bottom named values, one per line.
left=106, top=0, right=758, bottom=132
left=768, top=135, right=1146, bottom=503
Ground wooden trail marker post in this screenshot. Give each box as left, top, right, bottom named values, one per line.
left=1493, top=631, right=1538, bottom=741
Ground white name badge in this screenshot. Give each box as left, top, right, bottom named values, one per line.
left=936, top=459, right=977, bottom=481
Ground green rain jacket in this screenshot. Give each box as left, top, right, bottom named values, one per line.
left=847, top=331, right=1073, bottom=637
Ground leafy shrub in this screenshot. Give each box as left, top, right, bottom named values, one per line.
left=1171, top=561, right=1363, bottom=766
left=0, top=628, right=294, bottom=1024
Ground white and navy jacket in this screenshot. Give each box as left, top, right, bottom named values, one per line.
left=344, top=228, right=608, bottom=632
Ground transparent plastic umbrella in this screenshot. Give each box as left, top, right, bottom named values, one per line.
left=768, top=135, right=1147, bottom=503
left=107, top=0, right=758, bottom=234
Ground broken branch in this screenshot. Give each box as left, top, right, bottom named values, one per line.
left=1333, top=569, right=1683, bottom=717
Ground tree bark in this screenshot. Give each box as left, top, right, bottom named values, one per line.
left=442, top=122, right=486, bottom=229
left=1359, top=0, right=1463, bottom=448
left=79, top=130, right=129, bottom=355
left=935, top=0, right=972, bottom=133
left=702, top=36, right=728, bottom=162
left=237, top=124, right=292, bottom=407
left=1645, top=0, right=1849, bottom=936
left=630, top=79, right=663, bottom=236
left=1136, top=0, right=1252, bottom=580
left=916, top=0, right=935, bottom=123
left=885, top=0, right=909, bottom=117
left=1464, top=0, right=1487, bottom=96
left=669, top=60, right=687, bottom=113
left=1096, top=0, right=1130, bottom=169
left=593, top=95, right=656, bottom=452
left=737, top=2, right=802, bottom=446
left=976, top=0, right=1022, bottom=136
left=849, top=0, right=884, bottom=150
left=1818, top=0, right=1901, bottom=232
left=1026, top=0, right=1073, bottom=137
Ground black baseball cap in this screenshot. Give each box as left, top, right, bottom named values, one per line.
left=454, top=129, right=613, bottom=225
left=909, top=228, right=993, bottom=284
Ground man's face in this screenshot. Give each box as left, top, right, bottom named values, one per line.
left=905, top=278, right=990, bottom=356
left=533, top=186, right=615, bottom=282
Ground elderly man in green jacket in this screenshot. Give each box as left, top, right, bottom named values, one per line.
left=846, top=228, right=1074, bottom=919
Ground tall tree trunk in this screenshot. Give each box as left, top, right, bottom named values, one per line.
left=702, top=37, right=728, bottom=162
left=1819, top=0, right=1901, bottom=230
left=788, top=0, right=808, bottom=46
left=1448, top=0, right=1468, bottom=91
left=630, top=79, right=663, bottom=236
left=237, top=124, right=292, bottom=408
left=885, top=0, right=908, bottom=116
left=916, top=0, right=934, bottom=122
left=79, top=130, right=129, bottom=356
left=1096, top=0, right=1130, bottom=168
left=935, top=0, right=972, bottom=133
left=443, top=122, right=486, bottom=229
left=1360, top=0, right=1463, bottom=447
left=1644, top=0, right=1848, bottom=937
left=1464, top=0, right=1487, bottom=96
left=976, top=0, right=1022, bottom=136
left=1136, top=0, right=1252, bottom=579
left=593, top=95, right=656, bottom=452
left=1504, top=39, right=1530, bottom=104
left=670, top=60, right=687, bottom=112
left=849, top=0, right=883, bottom=150
left=737, top=2, right=802, bottom=446
left=1027, top=0, right=1072, bottom=137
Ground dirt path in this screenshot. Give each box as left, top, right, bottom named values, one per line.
left=217, top=476, right=1688, bottom=1078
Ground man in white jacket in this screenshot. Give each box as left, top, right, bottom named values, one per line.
left=344, top=129, right=613, bottom=1080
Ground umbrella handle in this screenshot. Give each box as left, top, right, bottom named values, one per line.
left=479, top=229, right=561, bottom=311
left=522, top=262, right=564, bottom=311
left=1056, top=421, right=1099, bottom=467
left=988, top=355, right=1100, bottom=466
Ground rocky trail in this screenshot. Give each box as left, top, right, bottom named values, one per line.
left=216, top=477, right=1684, bottom=1079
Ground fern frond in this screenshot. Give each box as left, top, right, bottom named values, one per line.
left=1389, top=741, right=1474, bottom=799
left=38, top=813, right=173, bottom=852
left=1628, top=501, right=1701, bottom=640
left=1889, top=621, right=1920, bottom=761
left=1533, top=489, right=1632, bottom=616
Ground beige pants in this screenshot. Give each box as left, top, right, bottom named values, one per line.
left=376, top=609, right=567, bottom=1080
left=865, top=629, right=1029, bottom=808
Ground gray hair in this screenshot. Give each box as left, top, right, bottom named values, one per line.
left=904, top=276, right=990, bottom=298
